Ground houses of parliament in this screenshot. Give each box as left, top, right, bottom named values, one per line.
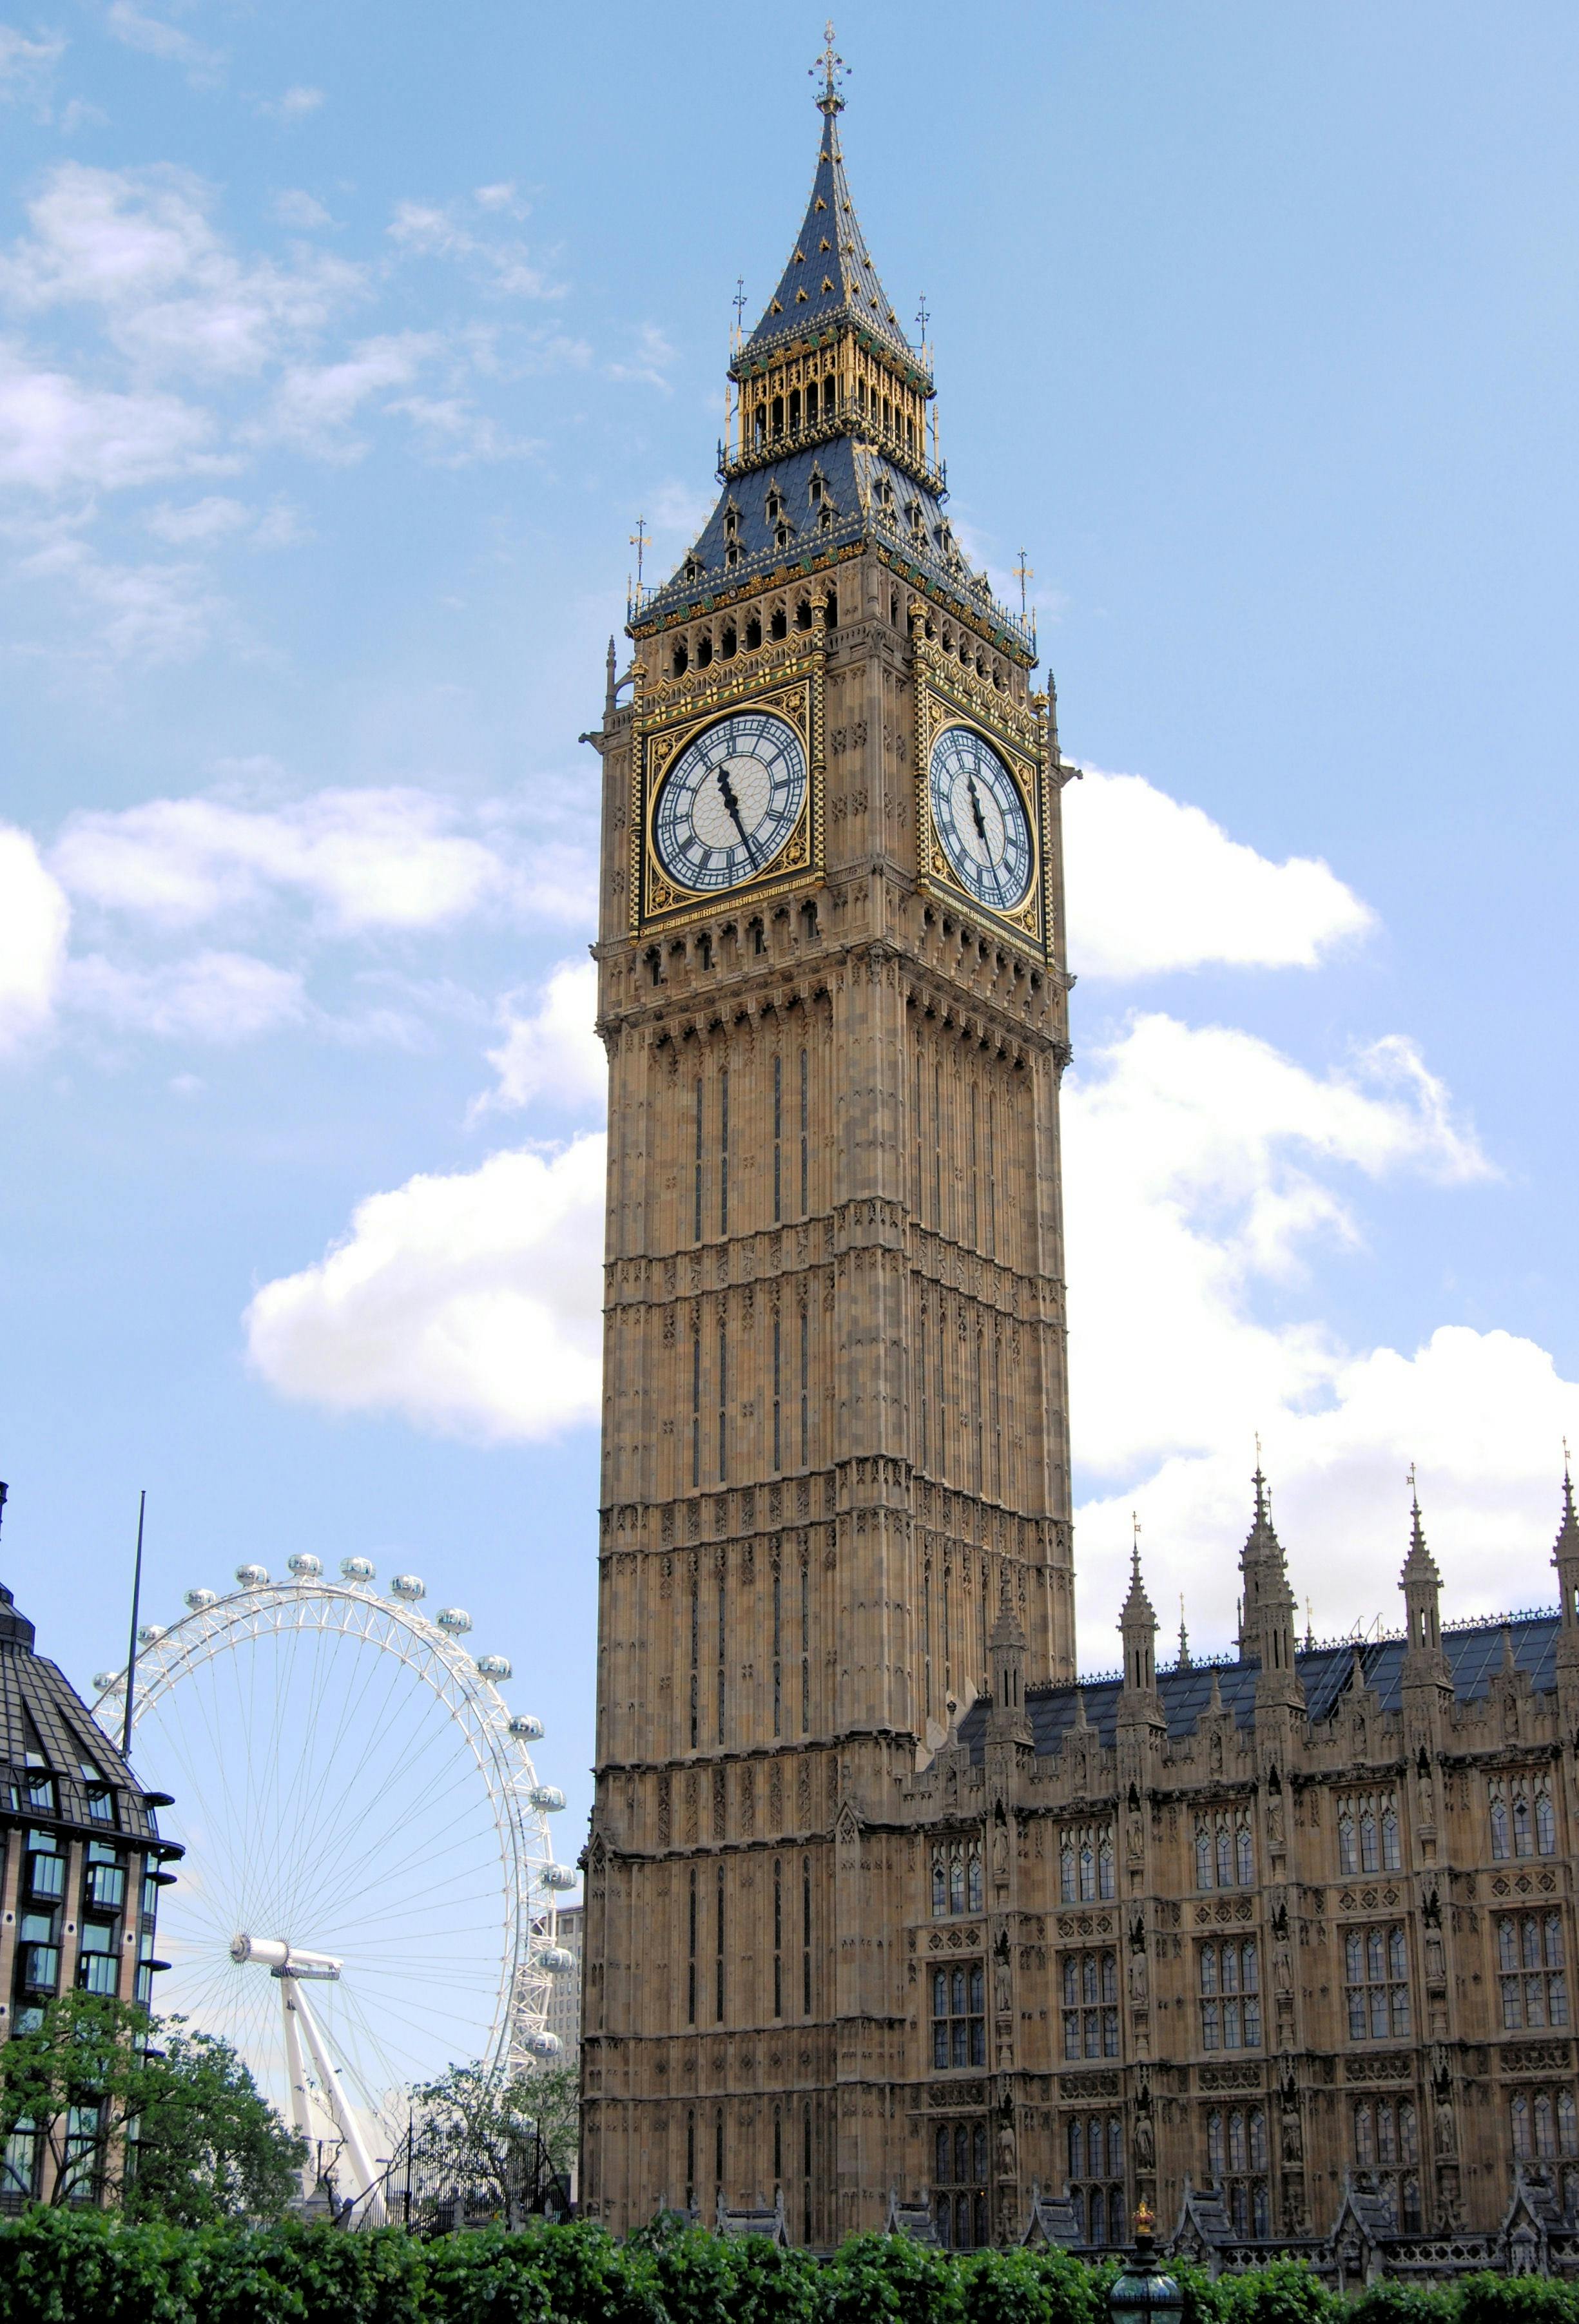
left=579, top=42, right=1579, bottom=2274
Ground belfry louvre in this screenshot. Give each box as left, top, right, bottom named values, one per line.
left=578, top=51, right=1579, bottom=2272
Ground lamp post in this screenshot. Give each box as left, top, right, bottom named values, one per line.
left=1107, top=2204, right=1184, bottom=2324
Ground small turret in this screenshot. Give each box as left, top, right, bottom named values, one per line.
left=1553, top=1454, right=1579, bottom=1667
left=1399, top=1472, right=1449, bottom=1670
left=986, top=1569, right=1032, bottom=1748
left=1237, top=1460, right=1304, bottom=1711
left=1118, top=1545, right=1165, bottom=1731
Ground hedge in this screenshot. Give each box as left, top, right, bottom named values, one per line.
left=1, top=2214, right=1578, bottom=2324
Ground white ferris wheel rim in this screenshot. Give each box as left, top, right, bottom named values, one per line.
left=90, top=1572, right=570, bottom=2087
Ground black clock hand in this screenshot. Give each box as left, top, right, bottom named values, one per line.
left=715, top=765, right=758, bottom=865
left=967, top=774, right=991, bottom=848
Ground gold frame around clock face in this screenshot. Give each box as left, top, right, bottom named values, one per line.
left=914, top=671, right=1047, bottom=950
left=632, top=664, right=823, bottom=932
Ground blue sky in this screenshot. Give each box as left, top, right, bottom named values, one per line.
left=3, top=0, right=1579, bottom=1878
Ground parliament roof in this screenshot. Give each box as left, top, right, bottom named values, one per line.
left=960, top=1609, right=1563, bottom=1762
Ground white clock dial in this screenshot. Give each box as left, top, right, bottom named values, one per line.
left=653, top=711, right=808, bottom=893
left=927, top=725, right=1034, bottom=912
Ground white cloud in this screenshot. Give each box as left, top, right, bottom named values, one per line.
left=1054, top=1012, right=1568, bottom=1670
left=103, top=2, right=220, bottom=83
left=53, top=786, right=512, bottom=932
left=143, top=493, right=305, bottom=548
left=0, top=25, right=65, bottom=108
left=474, top=182, right=522, bottom=214
left=0, top=344, right=217, bottom=490
left=244, top=1135, right=606, bottom=1441
left=0, top=164, right=362, bottom=379
left=1076, top=1327, right=1579, bottom=1677
left=143, top=492, right=249, bottom=543
left=387, top=196, right=559, bottom=300
left=265, top=331, right=436, bottom=454
left=0, top=824, right=70, bottom=1052
left=608, top=323, right=673, bottom=389
left=475, top=957, right=602, bottom=1118
left=1064, top=766, right=1373, bottom=977
left=269, top=189, right=332, bottom=231
left=18, top=530, right=224, bottom=658
left=66, top=948, right=305, bottom=1039
left=258, top=84, right=322, bottom=123
left=1065, top=1012, right=1488, bottom=1481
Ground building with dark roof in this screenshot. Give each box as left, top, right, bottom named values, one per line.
left=902, top=1470, right=1579, bottom=2269
left=577, top=38, right=1579, bottom=2279
left=0, top=1484, right=180, bottom=2207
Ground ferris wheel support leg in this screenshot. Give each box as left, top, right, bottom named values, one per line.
left=278, top=1981, right=317, bottom=2198
left=287, top=1975, right=387, bottom=2225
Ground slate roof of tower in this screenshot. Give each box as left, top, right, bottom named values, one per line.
left=634, top=436, right=1027, bottom=652
left=0, top=1576, right=175, bottom=1852
left=739, top=105, right=912, bottom=369
left=958, top=1611, right=1562, bottom=1762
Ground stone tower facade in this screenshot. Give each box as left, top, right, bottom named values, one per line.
left=579, top=53, right=1078, bottom=2242
left=579, top=61, right=1579, bottom=2276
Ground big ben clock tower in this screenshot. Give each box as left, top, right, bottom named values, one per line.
left=580, top=35, right=1077, bottom=2242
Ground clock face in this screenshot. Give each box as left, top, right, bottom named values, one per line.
left=653, top=711, right=808, bottom=893
left=928, top=725, right=1034, bottom=912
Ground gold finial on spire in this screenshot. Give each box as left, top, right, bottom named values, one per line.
left=629, top=514, right=650, bottom=591
left=1014, top=548, right=1034, bottom=619
left=812, top=19, right=848, bottom=115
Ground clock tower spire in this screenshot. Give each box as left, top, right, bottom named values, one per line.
left=581, top=44, right=1078, bottom=2243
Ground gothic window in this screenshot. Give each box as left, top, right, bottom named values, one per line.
left=1351, top=2101, right=1420, bottom=2228
left=745, top=615, right=762, bottom=651
left=1538, top=1787, right=1558, bottom=1855
left=1199, top=1941, right=1261, bottom=2050
left=1204, top=2108, right=1270, bottom=2237
left=930, top=1838, right=982, bottom=1919
left=1337, top=1789, right=1400, bottom=1875
left=931, top=1963, right=985, bottom=2068
left=933, top=2120, right=988, bottom=2249
left=1061, top=1950, right=1119, bottom=2060
left=1194, top=1808, right=1254, bottom=1890
left=1497, top=1912, right=1569, bottom=2030
left=1491, top=1787, right=1510, bottom=1861
left=1059, top=1821, right=1115, bottom=1903
left=1344, top=1925, right=1411, bottom=2040
left=1065, top=2113, right=1125, bottom=2248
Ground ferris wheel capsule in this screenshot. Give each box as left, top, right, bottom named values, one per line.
left=528, top=1784, right=566, bottom=1812
left=541, top=1863, right=577, bottom=1890
left=436, top=1608, right=472, bottom=1634
left=510, top=1713, right=544, bottom=1741
left=523, top=2029, right=561, bottom=2059
left=235, top=1564, right=269, bottom=1588
left=390, top=1574, right=425, bottom=1601
left=340, top=1557, right=376, bottom=1582
left=93, top=1670, right=122, bottom=1693
left=137, top=1624, right=166, bottom=1646
left=287, top=1553, right=322, bottom=1579
left=538, top=1945, right=576, bottom=1974
left=476, top=1653, right=512, bottom=1680
left=184, top=1588, right=218, bottom=1612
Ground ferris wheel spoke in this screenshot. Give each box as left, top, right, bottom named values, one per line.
left=127, top=1575, right=556, bottom=2121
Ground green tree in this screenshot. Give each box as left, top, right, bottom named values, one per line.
left=124, top=2017, right=309, bottom=2226
left=409, top=2060, right=579, bottom=2228
left=0, top=1993, right=305, bottom=2222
